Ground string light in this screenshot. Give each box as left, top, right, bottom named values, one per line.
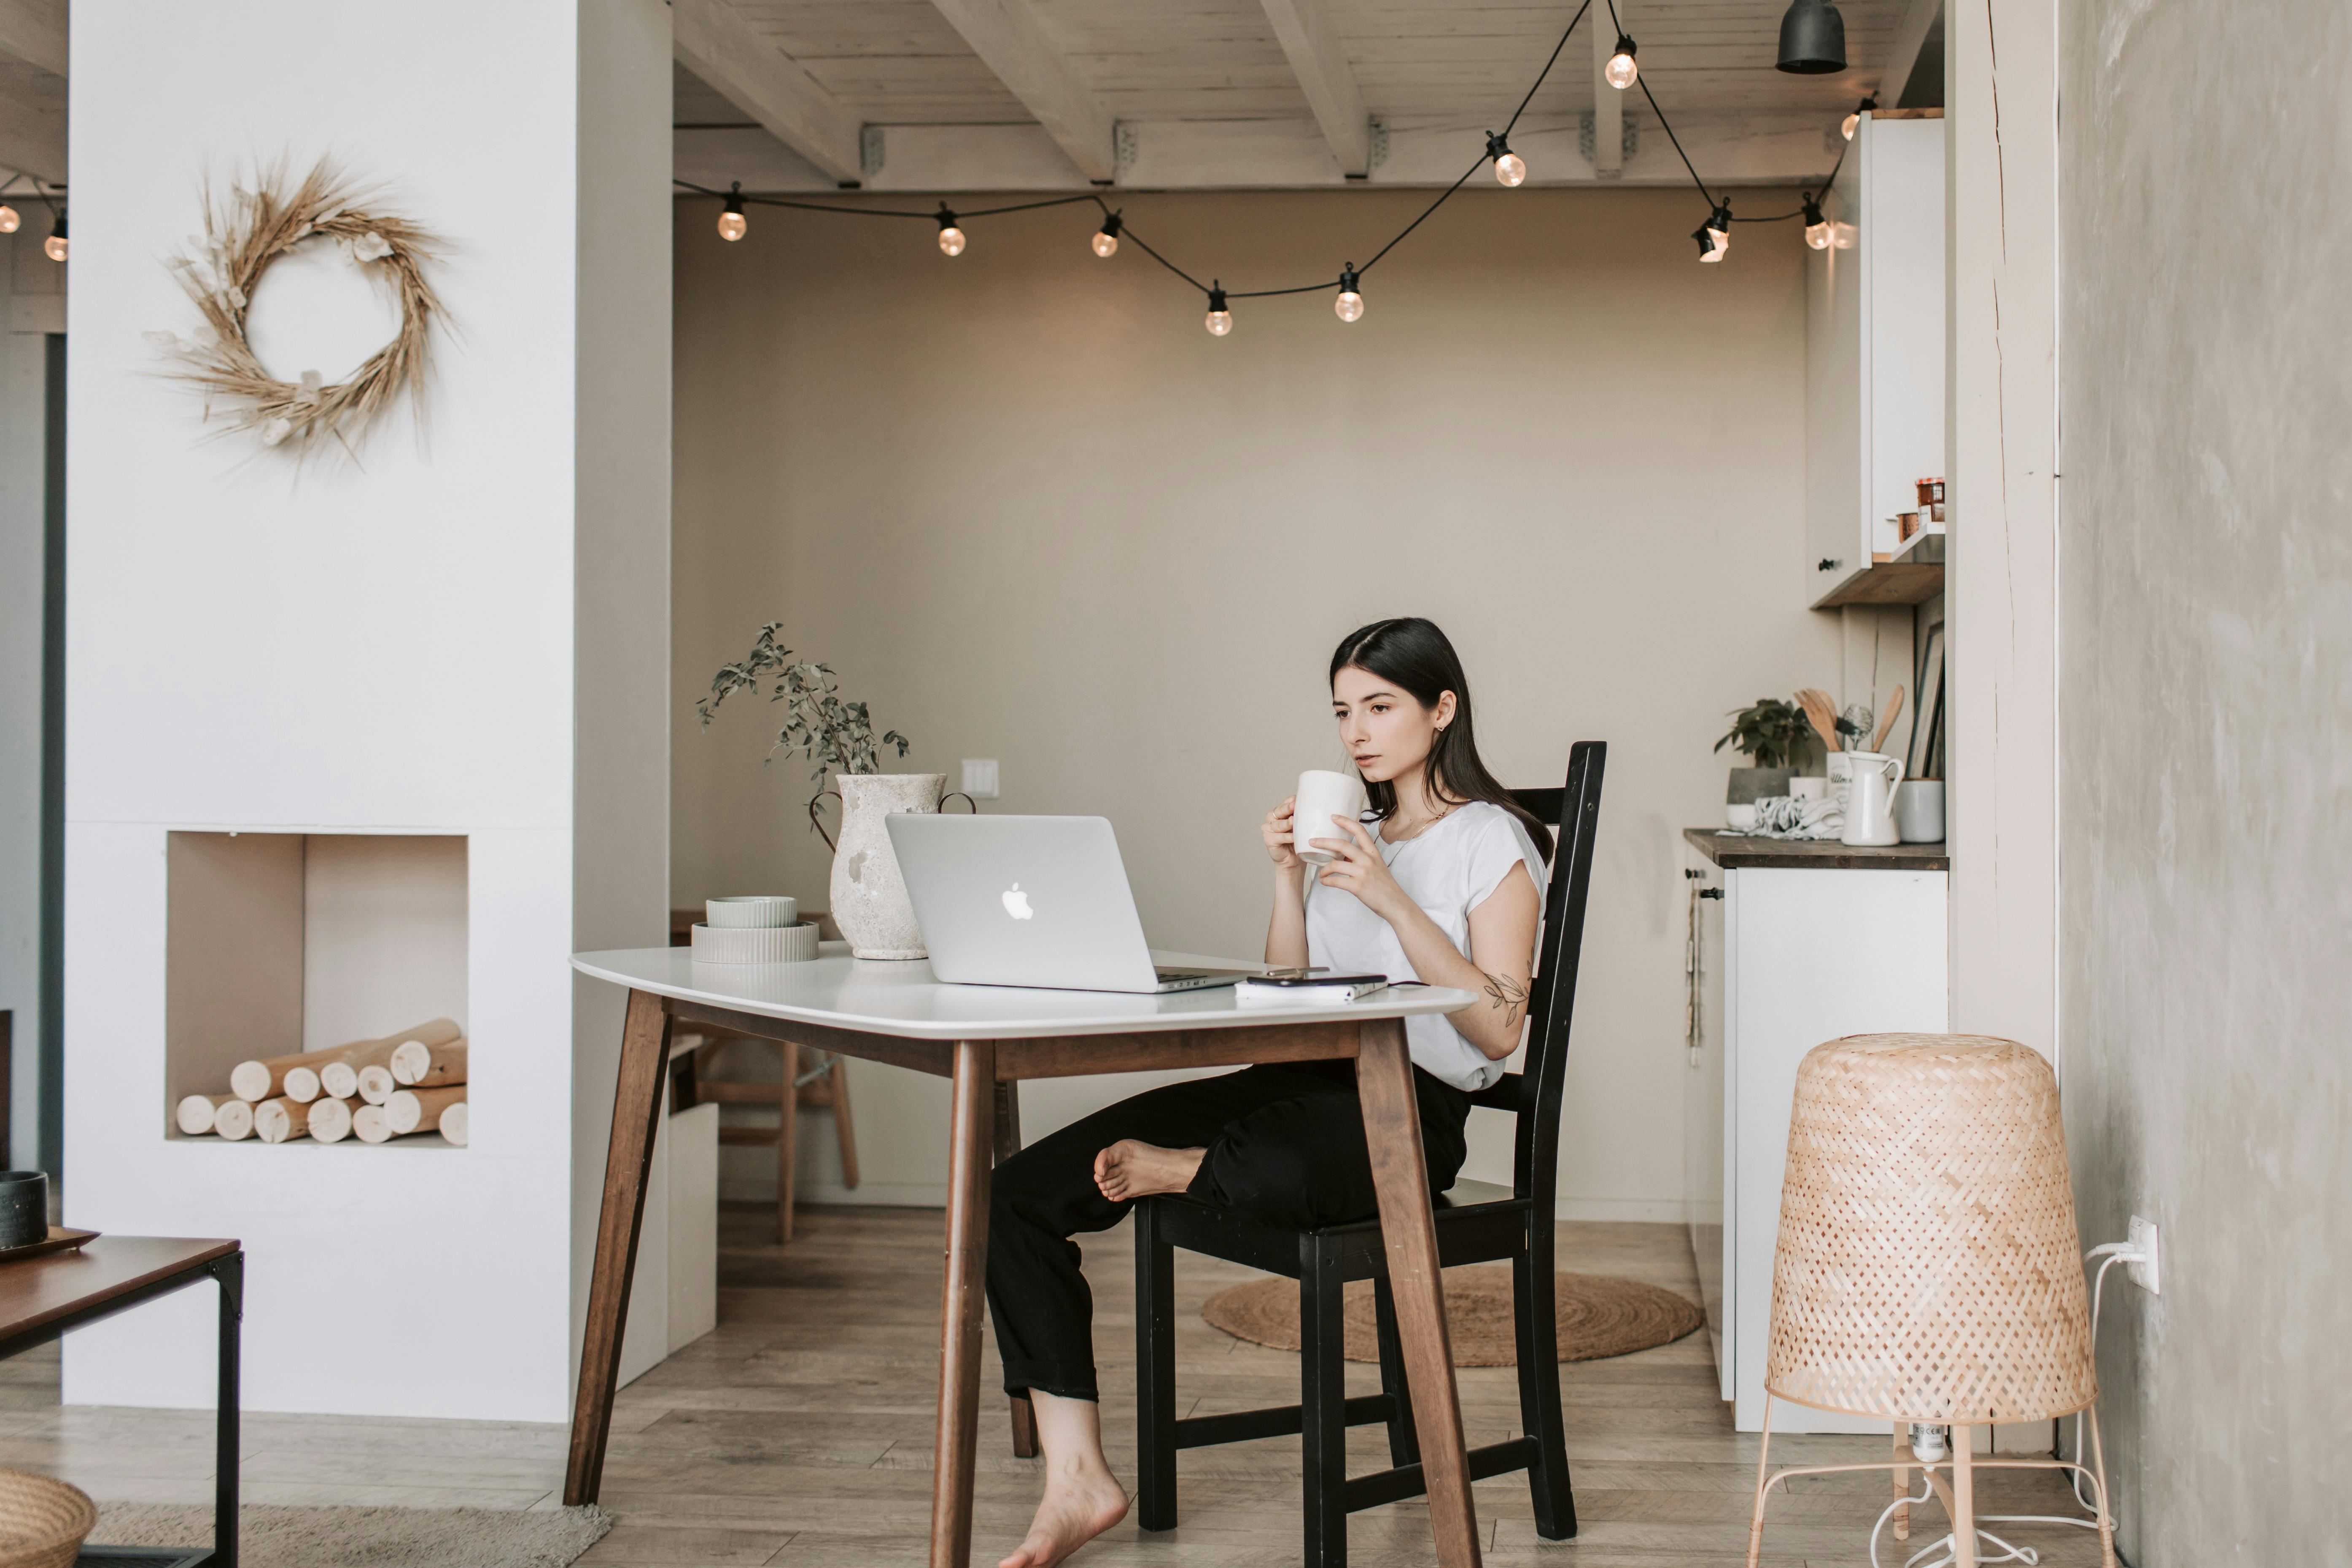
left=44, top=209, right=65, bottom=263
left=1842, top=94, right=1876, bottom=140
left=1604, top=34, right=1639, bottom=89
left=0, top=204, right=16, bottom=234
left=1485, top=132, right=1526, bottom=187
left=717, top=183, right=747, bottom=242
left=1334, top=266, right=1363, bottom=322
left=673, top=0, right=1868, bottom=315
left=1802, top=195, right=1832, bottom=249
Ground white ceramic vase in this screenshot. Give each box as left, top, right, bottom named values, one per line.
left=825, top=772, right=946, bottom=960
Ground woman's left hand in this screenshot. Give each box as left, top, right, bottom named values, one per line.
left=1309, top=815, right=1407, bottom=919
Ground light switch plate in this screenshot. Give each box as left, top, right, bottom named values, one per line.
left=961, top=759, right=1000, bottom=800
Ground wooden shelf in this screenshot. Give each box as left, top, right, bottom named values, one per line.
left=1813, top=559, right=1944, bottom=608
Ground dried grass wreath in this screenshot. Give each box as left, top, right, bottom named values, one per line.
left=146, top=159, right=445, bottom=458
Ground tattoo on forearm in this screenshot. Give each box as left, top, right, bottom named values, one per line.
left=1482, top=972, right=1529, bottom=1027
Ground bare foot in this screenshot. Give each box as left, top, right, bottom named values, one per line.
left=1094, top=1140, right=1206, bottom=1202
left=998, top=1459, right=1129, bottom=1568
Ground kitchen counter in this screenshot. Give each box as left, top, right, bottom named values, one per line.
left=1684, top=827, right=1948, bottom=872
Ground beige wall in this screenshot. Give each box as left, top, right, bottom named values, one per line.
left=2057, top=0, right=2352, bottom=1558
left=672, top=186, right=1837, bottom=1216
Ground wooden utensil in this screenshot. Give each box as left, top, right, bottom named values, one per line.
left=1796, top=688, right=1843, bottom=753
left=1872, top=686, right=1907, bottom=752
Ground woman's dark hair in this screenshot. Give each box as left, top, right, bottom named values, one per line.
left=1329, top=617, right=1555, bottom=862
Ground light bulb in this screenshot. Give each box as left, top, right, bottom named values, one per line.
left=1205, top=286, right=1231, bottom=336
left=1485, top=132, right=1525, bottom=187
left=1334, top=267, right=1363, bottom=322
left=43, top=212, right=65, bottom=263
left=936, top=206, right=965, bottom=256
left=1605, top=35, right=1639, bottom=90
left=718, top=183, right=747, bottom=241
left=1092, top=212, right=1122, bottom=257
left=0, top=205, right=17, bottom=234
left=1693, top=206, right=1732, bottom=263
left=1840, top=110, right=1860, bottom=140
left=1802, top=197, right=1832, bottom=249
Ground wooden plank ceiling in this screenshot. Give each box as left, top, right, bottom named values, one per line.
left=676, top=0, right=1943, bottom=194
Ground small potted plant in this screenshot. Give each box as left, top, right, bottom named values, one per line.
left=701, top=623, right=939, bottom=960
left=1713, top=698, right=1810, bottom=825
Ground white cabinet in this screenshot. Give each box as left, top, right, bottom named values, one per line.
left=1683, top=836, right=1948, bottom=1432
left=1805, top=111, right=1946, bottom=605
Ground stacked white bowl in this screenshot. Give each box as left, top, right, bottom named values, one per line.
left=691, top=896, right=819, bottom=963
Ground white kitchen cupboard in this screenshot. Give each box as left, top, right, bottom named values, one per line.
left=1683, top=832, right=1949, bottom=1433
left=1805, top=110, right=1946, bottom=608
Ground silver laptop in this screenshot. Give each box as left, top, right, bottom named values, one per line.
left=886, top=814, right=1253, bottom=993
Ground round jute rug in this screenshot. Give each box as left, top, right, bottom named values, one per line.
left=1202, top=1266, right=1704, bottom=1366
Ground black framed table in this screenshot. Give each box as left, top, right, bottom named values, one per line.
left=566, top=944, right=1488, bottom=1568
left=0, top=1237, right=243, bottom=1568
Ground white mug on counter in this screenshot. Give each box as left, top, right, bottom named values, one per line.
left=1894, top=779, right=1946, bottom=843
left=1840, top=751, right=1904, bottom=846
left=1292, top=769, right=1369, bottom=864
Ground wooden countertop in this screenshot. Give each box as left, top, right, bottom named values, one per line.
left=1684, top=827, right=1949, bottom=871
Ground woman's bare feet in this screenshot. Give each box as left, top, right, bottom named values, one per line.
left=998, top=1458, right=1129, bottom=1568
left=1093, top=1140, right=1206, bottom=1202
left=1002, top=1392, right=1131, bottom=1568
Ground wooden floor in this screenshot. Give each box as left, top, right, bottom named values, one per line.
left=0, top=1203, right=2109, bottom=1566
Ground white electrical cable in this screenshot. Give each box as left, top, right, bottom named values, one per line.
left=1861, top=1242, right=2145, bottom=1563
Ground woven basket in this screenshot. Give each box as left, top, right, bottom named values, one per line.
left=0, top=1470, right=95, bottom=1568
left=1764, top=1033, right=2096, bottom=1425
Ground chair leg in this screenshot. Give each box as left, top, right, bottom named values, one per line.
left=1134, top=1202, right=1179, bottom=1530
left=995, top=1080, right=1034, bottom=1459
left=1008, top=1391, right=1038, bottom=1460
left=1369, top=1272, right=1420, bottom=1468
left=1514, top=1234, right=1576, bottom=1538
left=775, top=1040, right=797, bottom=1244
left=827, top=1057, right=860, bottom=1188
left=1299, top=1236, right=1349, bottom=1568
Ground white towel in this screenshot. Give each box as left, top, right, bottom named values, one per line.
left=1727, top=794, right=1845, bottom=840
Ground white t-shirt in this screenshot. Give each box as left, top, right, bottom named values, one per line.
left=1302, top=800, right=1548, bottom=1092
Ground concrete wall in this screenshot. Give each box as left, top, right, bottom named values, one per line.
left=2057, top=0, right=2352, bottom=1558
left=671, top=186, right=1841, bottom=1217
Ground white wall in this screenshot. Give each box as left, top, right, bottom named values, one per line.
left=671, top=186, right=1840, bottom=1219
left=62, top=0, right=668, bottom=1421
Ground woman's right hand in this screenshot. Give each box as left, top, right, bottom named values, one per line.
left=1262, top=795, right=1304, bottom=870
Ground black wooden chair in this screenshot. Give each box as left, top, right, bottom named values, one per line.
left=1130, top=740, right=1605, bottom=1564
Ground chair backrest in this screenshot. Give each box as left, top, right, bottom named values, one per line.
left=1484, top=740, right=1606, bottom=1204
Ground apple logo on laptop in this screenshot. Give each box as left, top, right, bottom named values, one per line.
left=1002, top=883, right=1035, bottom=920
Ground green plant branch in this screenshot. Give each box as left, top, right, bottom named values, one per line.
left=700, top=623, right=911, bottom=811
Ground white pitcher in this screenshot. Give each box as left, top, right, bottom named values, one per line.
left=1840, top=751, right=1904, bottom=846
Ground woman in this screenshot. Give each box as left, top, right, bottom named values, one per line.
left=989, top=617, right=1552, bottom=1568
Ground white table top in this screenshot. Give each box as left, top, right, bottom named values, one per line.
left=570, top=944, right=1478, bottom=1040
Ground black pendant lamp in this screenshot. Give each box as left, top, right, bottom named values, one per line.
left=1776, top=0, right=1848, bottom=73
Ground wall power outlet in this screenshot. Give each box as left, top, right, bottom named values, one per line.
left=2126, top=1215, right=2161, bottom=1294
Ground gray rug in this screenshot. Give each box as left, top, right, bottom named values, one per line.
left=89, top=1504, right=611, bottom=1567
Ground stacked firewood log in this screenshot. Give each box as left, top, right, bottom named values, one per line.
left=176, top=1018, right=470, bottom=1147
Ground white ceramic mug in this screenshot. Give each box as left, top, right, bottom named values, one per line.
left=1292, top=769, right=1369, bottom=864
left=1894, top=780, right=1946, bottom=843
left=1789, top=776, right=1829, bottom=802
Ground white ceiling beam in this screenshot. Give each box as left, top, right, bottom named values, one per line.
left=1257, top=0, right=1369, bottom=177
left=673, top=0, right=863, bottom=186
left=1590, top=0, right=1625, bottom=177
left=0, top=0, right=65, bottom=78
left=925, top=0, right=1116, bottom=183
left=1878, top=0, right=1942, bottom=102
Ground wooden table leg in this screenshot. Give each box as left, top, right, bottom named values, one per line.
left=564, top=988, right=673, bottom=1506
left=931, top=1040, right=997, bottom=1568
left=777, top=1038, right=798, bottom=1243
left=1355, top=1016, right=1483, bottom=1568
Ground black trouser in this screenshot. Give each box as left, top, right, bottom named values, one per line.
left=987, top=1058, right=1473, bottom=1401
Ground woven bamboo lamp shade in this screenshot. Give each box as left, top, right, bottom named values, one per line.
left=1745, top=1034, right=2115, bottom=1568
